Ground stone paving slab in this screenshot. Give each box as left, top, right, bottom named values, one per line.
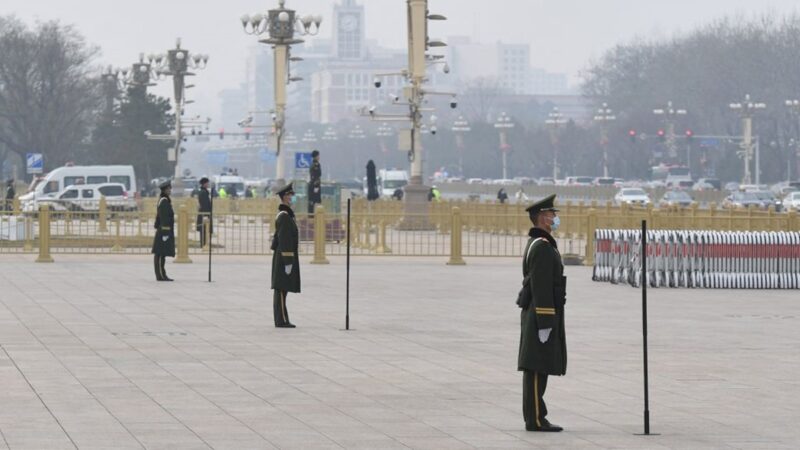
left=0, top=254, right=798, bottom=449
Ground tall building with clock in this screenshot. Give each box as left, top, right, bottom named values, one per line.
left=333, top=0, right=365, bottom=60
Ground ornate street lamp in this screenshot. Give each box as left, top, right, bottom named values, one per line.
left=241, top=0, right=322, bottom=184
left=730, top=94, right=766, bottom=184
left=451, top=116, right=471, bottom=176
left=494, top=112, right=514, bottom=179
left=593, top=103, right=616, bottom=178
left=545, top=107, right=568, bottom=180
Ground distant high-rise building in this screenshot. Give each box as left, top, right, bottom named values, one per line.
left=529, top=68, right=569, bottom=95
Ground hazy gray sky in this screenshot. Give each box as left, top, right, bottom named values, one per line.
left=4, top=0, right=800, bottom=122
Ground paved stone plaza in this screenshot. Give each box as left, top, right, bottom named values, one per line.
left=0, top=254, right=798, bottom=449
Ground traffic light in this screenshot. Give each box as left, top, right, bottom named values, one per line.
left=685, top=129, right=693, bottom=142
left=218, top=128, right=224, bottom=140
left=628, top=129, right=637, bottom=143
left=657, top=129, right=666, bottom=141
left=244, top=127, right=251, bottom=140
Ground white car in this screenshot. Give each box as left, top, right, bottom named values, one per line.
left=24, top=183, right=136, bottom=213
left=784, top=191, right=800, bottom=211
left=615, top=188, right=651, bottom=206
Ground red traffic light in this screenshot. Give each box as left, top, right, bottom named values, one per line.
left=657, top=129, right=665, bottom=136
left=685, top=129, right=693, bottom=137
left=628, top=129, right=636, bottom=137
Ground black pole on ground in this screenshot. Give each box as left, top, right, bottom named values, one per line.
left=346, top=198, right=351, bottom=330
left=638, top=219, right=655, bottom=436
left=208, top=212, right=212, bottom=283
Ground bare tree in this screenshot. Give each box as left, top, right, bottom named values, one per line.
left=0, top=16, right=100, bottom=175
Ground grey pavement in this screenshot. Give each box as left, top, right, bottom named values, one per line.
left=0, top=254, right=798, bottom=449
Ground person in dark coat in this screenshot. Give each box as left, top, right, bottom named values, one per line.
left=151, top=180, right=176, bottom=281
left=271, top=183, right=300, bottom=328
left=308, top=150, right=322, bottom=214
left=196, top=177, right=212, bottom=248
left=497, top=188, right=508, bottom=204
left=4, top=179, right=15, bottom=211
left=519, top=194, right=567, bottom=432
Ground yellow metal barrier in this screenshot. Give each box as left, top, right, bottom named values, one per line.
left=98, top=196, right=108, bottom=232
left=447, top=207, right=466, bottom=265
left=310, top=205, right=329, bottom=265
left=35, top=205, right=54, bottom=263
left=174, top=205, right=192, bottom=264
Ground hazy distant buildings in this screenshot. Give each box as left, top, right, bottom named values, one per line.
left=236, top=0, right=574, bottom=126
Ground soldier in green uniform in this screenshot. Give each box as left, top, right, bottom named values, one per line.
left=196, top=177, right=212, bottom=247
left=151, top=180, right=175, bottom=281
left=271, top=183, right=300, bottom=328
left=519, top=194, right=567, bottom=432
left=308, top=150, right=322, bottom=215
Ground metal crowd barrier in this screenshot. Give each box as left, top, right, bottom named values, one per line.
left=593, top=229, right=800, bottom=289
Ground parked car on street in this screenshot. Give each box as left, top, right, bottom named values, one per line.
left=784, top=191, right=800, bottom=211
left=615, top=188, right=651, bottom=206
left=593, top=177, right=616, bottom=187
left=693, top=178, right=721, bottom=190
left=537, top=177, right=555, bottom=186
left=659, top=190, right=694, bottom=208
left=752, top=190, right=783, bottom=211
left=24, top=183, right=136, bottom=213
left=722, top=191, right=764, bottom=209
left=564, top=176, right=594, bottom=186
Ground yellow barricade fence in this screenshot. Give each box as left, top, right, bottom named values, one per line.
left=1, top=199, right=798, bottom=265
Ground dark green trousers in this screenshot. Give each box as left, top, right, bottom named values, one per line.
left=273, top=290, right=290, bottom=326
left=523, top=370, right=548, bottom=428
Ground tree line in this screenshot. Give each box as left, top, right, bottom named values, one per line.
left=0, top=15, right=173, bottom=186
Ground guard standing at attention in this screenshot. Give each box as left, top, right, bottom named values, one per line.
left=152, top=180, right=175, bottom=281
left=518, top=194, right=567, bottom=432
left=271, top=183, right=300, bottom=328
left=4, top=179, right=15, bottom=211
left=196, top=177, right=212, bottom=247
left=308, top=150, right=322, bottom=214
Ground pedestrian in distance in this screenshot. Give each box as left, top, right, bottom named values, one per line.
left=196, top=177, right=213, bottom=248
left=152, top=180, right=176, bottom=281
left=498, top=188, right=509, bottom=204
left=4, top=179, right=15, bottom=212
left=518, top=194, right=567, bottom=432
left=309, top=150, right=322, bottom=214
left=271, top=183, right=300, bottom=328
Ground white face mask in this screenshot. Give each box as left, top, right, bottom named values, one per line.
left=551, top=215, right=561, bottom=231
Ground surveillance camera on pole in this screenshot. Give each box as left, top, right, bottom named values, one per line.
left=374, top=77, right=382, bottom=88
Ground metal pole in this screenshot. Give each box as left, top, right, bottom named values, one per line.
left=208, top=206, right=212, bottom=283
left=743, top=116, right=752, bottom=184
left=274, top=44, right=288, bottom=184
left=346, top=198, right=351, bottom=330
left=641, top=219, right=652, bottom=435
left=755, top=135, right=760, bottom=186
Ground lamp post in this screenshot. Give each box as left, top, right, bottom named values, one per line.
left=593, top=103, right=616, bottom=178
left=545, top=107, right=567, bottom=180
left=241, top=1, right=322, bottom=186
left=494, top=112, right=514, bottom=179
left=730, top=94, right=766, bottom=185
left=784, top=99, right=800, bottom=182
left=652, top=101, right=687, bottom=162
left=144, top=39, right=209, bottom=184
left=451, top=116, right=470, bottom=176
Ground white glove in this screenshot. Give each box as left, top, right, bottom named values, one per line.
left=285, top=265, right=292, bottom=275
left=314, top=187, right=320, bottom=193
left=162, top=236, right=168, bottom=242
left=538, top=328, right=552, bottom=343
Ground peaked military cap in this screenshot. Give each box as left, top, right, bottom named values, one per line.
left=275, top=182, right=295, bottom=197
left=525, top=194, right=559, bottom=214
left=311, top=150, right=320, bottom=158
left=159, top=180, right=172, bottom=190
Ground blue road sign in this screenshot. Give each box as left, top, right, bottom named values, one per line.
left=295, top=152, right=313, bottom=169
left=26, top=153, right=43, bottom=174
left=205, top=151, right=228, bottom=166
left=259, top=149, right=276, bottom=162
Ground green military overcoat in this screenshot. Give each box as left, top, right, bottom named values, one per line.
left=271, top=204, right=301, bottom=293
left=151, top=196, right=175, bottom=257
left=518, top=227, right=567, bottom=375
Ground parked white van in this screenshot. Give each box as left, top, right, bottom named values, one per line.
left=20, top=165, right=137, bottom=208
left=23, top=183, right=137, bottom=213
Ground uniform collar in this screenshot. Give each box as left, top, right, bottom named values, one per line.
left=529, top=227, right=557, bottom=248
left=278, top=203, right=295, bottom=218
